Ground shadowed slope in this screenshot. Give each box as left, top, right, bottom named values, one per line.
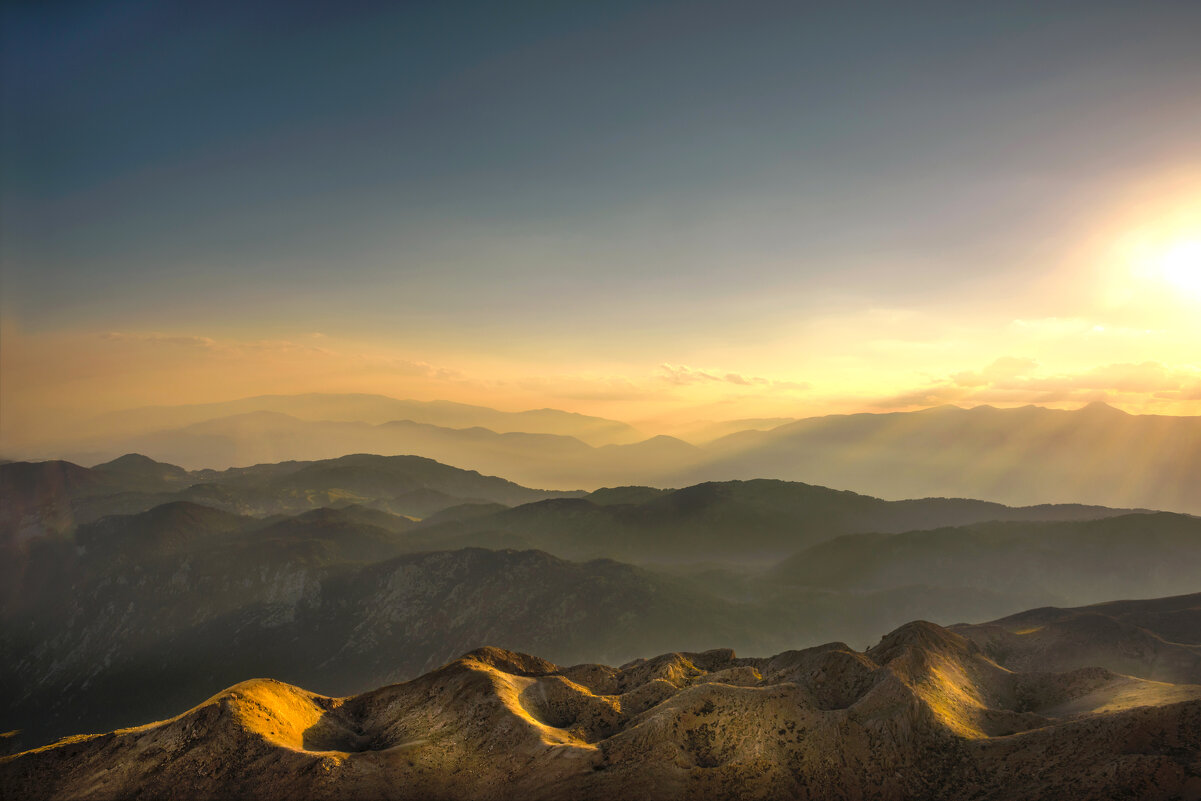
left=0, top=541, right=777, bottom=752
left=770, top=513, right=1201, bottom=606
left=413, top=478, right=1151, bottom=563
left=0, top=453, right=581, bottom=544
left=5, top=493, right=1197, bottom=752
left=953, top=592, right=1201, bottom=684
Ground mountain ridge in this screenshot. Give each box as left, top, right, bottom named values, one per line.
left=11, top=400, right=1198, bottom=513
left=5, top=491, right=1199, bottom=753
left=5, top=607, right=1200, bottom=800
left=697, top=402, right=1201, bottom=513
left=72, top=393, right=648, bottom=447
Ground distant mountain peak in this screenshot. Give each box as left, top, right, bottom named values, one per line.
left=91, top=453, right=187, bottom=475
left=1079, top=400, right=1125, bottom=415
left=94, top=453, right=160, bottom=468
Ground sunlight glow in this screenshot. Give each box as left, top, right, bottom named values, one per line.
left=1110, top=202, right=1201, bottom=308
left=1160, top=239, right=1201, bottom=295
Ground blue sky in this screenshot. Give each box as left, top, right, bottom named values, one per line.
left=3, top=0, right=1201, bottom=434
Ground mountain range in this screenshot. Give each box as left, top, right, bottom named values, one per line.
left=43, top=393, right=648, bottom=448
left=4, top=452, right=1198, bottom=754
left=695, top=401, right=1201, bottom=515
left=8, top=395, right=1199, bottom=514
left=0, top=452, right=581, bottom=547
left=5, top=593, right=1199, bottom=800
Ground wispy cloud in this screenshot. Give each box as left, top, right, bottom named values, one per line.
left=100, top=332, right=218, bottom=348
left=99, top=331, right=337, bottom=357
left=517, top=374, right=655, bottom=403
left=658, top=363, right=809, bottom=391
left=379, top=357, right=463, bottom=381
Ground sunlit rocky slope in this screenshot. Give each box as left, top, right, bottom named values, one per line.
left=5, top=600, right=1200, bottom=801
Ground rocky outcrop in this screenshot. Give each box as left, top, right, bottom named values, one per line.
left=5, top=622, right=1200, bottom=800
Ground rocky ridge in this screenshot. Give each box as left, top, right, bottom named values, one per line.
left=4, top=621, right=1200, bottom=800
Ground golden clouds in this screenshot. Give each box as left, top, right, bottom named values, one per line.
left=657, top=363, right=809, bottom=391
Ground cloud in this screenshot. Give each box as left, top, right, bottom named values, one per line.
left=383, top=357, right=463, bottom=381
left=516, top=375, right=656, bottom=403
left=995, top=362, right=1187, bottom=395
left=1155, top=382, right=1201, bottom=401
left=1008, top=317, right=1164, bottom=339
left=659, top=363, right=809, bottom=391
left=100, top=332, right=217, bottom=348
left=952, top=356, right=1040, bottom=387
left=99, top=331, right=341, bottom=358
left=236, top=339, right=337, bottom=356
left=659, top=364, right=723, bottom=385
left=870, top=385, right=969, bottom=409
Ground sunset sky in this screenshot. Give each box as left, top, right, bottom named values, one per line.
left=3, top=0, right=1201, bottom=446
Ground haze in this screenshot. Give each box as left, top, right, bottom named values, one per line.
left=3, top=1, right=1201, bottom=448
left=5, top=7, right=1201, bottom=795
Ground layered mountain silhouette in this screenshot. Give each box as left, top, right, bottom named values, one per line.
left=11, top=397, right=1199, bottom=514
left=664, top=416, right=799, bottom=444
left=2, top=535, right=774, bottom=751
left=768, top=512, right=1201, bottom=604
left=416, top=478, right=1154, bottom=564
left=34, top=411, right=701, bottom=488
left=2, top=453, right=1148, bottom=557
left=56, top=393, right=647, bottom=447
left=697, top=402, right=1201, bottom=514
left=4, top=452, right=1198, bottom=753
left=5, top=597, right=1200, bottom=800
left=0, top=452, right=581, bottom=547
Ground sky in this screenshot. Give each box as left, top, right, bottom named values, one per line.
left=3, top=0, right=1201, bottom=445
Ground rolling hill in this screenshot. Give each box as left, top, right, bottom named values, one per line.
left=768, top=513, right=1201, bottom=606
left=408, top=478, right=1152, bottom=564
left=6, top=603, right=1200, bottom=800
left=952, top=592, right=1201, bottom=684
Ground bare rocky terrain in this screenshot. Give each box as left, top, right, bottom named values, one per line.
left=4, top=614, right=1200, bottom=800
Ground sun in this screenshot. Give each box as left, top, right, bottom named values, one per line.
left=1114, top=226, right=1201, bottom=303
left=1160, top=239, right=1201, bottom=295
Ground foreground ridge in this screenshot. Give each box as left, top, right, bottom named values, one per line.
left=4, top=622, right=1201, bottom=801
